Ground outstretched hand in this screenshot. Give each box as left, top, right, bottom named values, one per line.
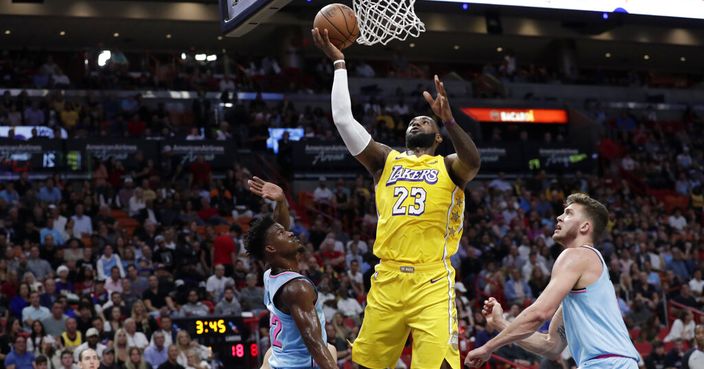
left=423, top=75, right=454, bottom=123
left=464, top=345, right=493, bottom=368
left=482, top=297, right=505, bottom=332
left=311, top=28, right=345, bottom=62
left=247, top=176, right=285, bottom=202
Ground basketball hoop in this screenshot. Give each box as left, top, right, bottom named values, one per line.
left=353, top=0, right=425, bottom=46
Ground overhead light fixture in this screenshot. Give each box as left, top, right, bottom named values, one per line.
left=643, top=54, right=650, bottom=60
left=165, top=34, right=172, bottom=39
left=206, top=54, right=217, bottom=62
left=98, top=50, right=112, bottom=67
left=453, top=45, right=460, bottom=50
left=409, top=43, right=415, bottom=48
left=4, top=30, right=10, bottom=35
left=217, top=36, right=223, bottom=40
left=180, top=53, right=186, bottom=60
left=221, top=48, right=227, bottom=53
left=605, top=52, right=611, bottom=58
left=113, top=32, right=120, bottom=38
left=497, top=46, right=503, bottom=52
left=680, top=56, right=686, bottom=62
left=59, top=31, right=66, bottom=36
left=195, top=54, right=206, bottom=61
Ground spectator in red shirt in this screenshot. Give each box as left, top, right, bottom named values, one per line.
left=126, top=114, right=146, bottom=137
left=189, top=156, right=212, bottom=189
left=317, top=237, right=345, bottom=271
left=212, top=225, right=238, bottom=276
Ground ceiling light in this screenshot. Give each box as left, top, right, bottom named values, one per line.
left=4, top=30, right=10, bottom=35
left=195, top=54, right=206, bottom=61
left=206, top=54, right=217, bottom=62
left=605, top=52, right=611, bottom=58
left=643, top=54, right=650, bottom=60
left=409, top=43, right=415, bottom=48
left=680, top=56, right=686, bottom=62
left=98, top=50, right=112, bottom=67
left=165, top=34, right=172, bottom=39
left=59, top=31, right=66, bottom=36
left=217, top=36, right=223, bottom=40
left=113, top=32, right=120, bottom=38
left=497, top=46, right=503, bottom=52
left=453, top=45, right=460, bottom=50
left=180, top=53, right=187, bottom=60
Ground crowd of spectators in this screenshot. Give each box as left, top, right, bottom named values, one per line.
left=0, top=48, right=703, bottom=369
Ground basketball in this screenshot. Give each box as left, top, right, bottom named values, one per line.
left=313, top=3, right=360, bottom=49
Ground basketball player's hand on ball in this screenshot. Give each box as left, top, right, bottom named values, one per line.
left=248, top=176, right=285, bottom=203
left=482, top=297, right=506, bottom=331
left=423, top=75, right=454, bottom=123
left=311, top=28, right=344, bottom=62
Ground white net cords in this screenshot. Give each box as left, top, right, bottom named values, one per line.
left=353, top=0, right=426, bottom=46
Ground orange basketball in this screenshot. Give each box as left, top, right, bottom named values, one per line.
left=313, top=3, right=360, bottom=50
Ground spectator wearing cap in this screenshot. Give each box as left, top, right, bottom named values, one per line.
left=73, top=329, right=106, bottom=363
left=55, top=266, right=74, bottom=297
left=41, top=301, right=68, bottom=337
left=4, top=336, right=34, bottom=369
left=214, top=287, right=241, bottom=316
left=96, top=246, right=124, bottom=281
left=22, top=292, right=50, bottom=330
left=205, top=265, right=233, bottom=301
left=143, top=332, right=169, bottom=369
left=97, top=349, right=118, bottom=369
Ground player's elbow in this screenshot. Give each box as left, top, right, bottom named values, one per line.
left=530, top=307, right=554, bottom=324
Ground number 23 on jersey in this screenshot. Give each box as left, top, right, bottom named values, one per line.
left=392, top=186, right=427, bottom=216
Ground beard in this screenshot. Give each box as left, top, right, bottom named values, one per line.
left=406, top=132, right=436, bottom=148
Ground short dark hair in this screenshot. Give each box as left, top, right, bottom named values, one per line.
left=565, top=193, right=609, bottom=241
left=224, top=286, right=235, bottom=293
left=61, top=350, right=73, bottom=359
left=245, top=216, right=275, bottom=261
left=35, top=355, right=48, bottom=365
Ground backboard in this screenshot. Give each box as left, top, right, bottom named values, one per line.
left=219, top=0, right=293, bottom=37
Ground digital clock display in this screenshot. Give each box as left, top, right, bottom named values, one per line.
left=195, top=319, right=227, bottom=335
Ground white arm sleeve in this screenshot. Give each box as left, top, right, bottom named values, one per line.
left=331, top=68, right=372, bottom=156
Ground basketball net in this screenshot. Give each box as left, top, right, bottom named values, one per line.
left=353, top=0, right=425, bottom=46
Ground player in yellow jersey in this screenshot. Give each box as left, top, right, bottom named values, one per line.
left=313, top=29, right=481, bottom=369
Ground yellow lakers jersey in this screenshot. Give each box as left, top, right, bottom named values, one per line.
left=374, top=150, right=465, bottom=264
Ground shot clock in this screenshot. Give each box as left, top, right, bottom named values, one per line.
left=171, top=316, right=258, bottom=369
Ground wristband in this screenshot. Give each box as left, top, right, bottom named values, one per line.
left=333, top=59, right=346, bottom=66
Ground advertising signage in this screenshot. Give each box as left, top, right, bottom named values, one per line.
left=461, top=108, right=568, bottom=124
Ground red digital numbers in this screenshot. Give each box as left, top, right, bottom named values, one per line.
left=231, top=344, right=244, bottom=358
left=250, top=343, right=258, bottom=357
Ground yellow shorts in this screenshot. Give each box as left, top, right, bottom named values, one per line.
left=351, top=260, right=460, bottom=369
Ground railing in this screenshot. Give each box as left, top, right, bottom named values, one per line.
left=668, top=300, right=704, bottom=324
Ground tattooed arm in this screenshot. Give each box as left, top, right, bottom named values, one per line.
left=485, top=298, right=567, bottom=361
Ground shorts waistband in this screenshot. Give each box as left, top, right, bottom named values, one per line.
left=588, top=354, right=637, bottom=362
left=377, top=259, right=450, bottom=273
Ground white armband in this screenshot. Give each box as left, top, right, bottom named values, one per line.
left=331, top=69, right=372, bottom=156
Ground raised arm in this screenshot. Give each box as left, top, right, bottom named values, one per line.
left=311, top=28, right=391, bottom=181
left=281, top=280, right=337, bottom=369
left=247, top=177, right=290, bottom=230
left=483, top=297, right=567, bottom=361
left=424, top=75, right=481, bottom=188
